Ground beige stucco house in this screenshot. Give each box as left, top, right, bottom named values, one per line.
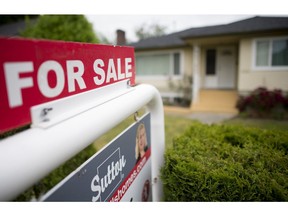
left=130, top=16, right=288, bottom=113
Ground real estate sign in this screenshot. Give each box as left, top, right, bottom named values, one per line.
left=0, top=37, right=135, bottom=133
left=41, top=113, right=152, bottom=202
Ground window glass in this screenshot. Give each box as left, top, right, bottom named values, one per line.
left=272, top=39, right=288, bottom=66
left=256, top=41, right=269, bottom=66
left=136, top=52, right=181, bottom=76
left=173, top=53, right=180, bottom=75
left=136, top=54, right=170, bottom=76
left=206, top=49, right=216, bottom=75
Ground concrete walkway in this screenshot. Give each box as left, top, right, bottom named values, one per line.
left=164, top=106, right=238, bottom=124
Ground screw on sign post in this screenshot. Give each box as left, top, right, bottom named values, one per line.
left=0, top=37, right=165, bottom=201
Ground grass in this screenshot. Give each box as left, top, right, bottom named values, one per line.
left=164, top=114, right=195, bottom=149
left=92, top=109, right=146, bottom=151
left=223, top=117, right=288, bottom=131
left=93, top=112, right=288, bottom=152
left=93, top=111, right=195, bottom=151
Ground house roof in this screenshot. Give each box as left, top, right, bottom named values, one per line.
left=130, top=16, right=288, bottom=50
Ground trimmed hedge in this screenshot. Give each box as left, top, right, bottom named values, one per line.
left=161, top=122, right=288, bottom=201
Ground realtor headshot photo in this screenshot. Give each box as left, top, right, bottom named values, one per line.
left=135, top=123, right=148, bottom=164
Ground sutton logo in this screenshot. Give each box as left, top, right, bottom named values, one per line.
left=90, top=148, right=126, bottom=202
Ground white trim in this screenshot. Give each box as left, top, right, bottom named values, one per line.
left=135, top=49, right=185, bottom=78
left=136, top=75, right=183, bottom=81
left=252, top=36, right=288, bottom=71
left=192, top=44, right=200, bottom=104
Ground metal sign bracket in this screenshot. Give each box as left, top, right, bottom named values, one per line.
left=31, top=80, right=133, bottom=129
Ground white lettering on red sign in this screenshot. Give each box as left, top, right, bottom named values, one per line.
left=67, top=60, right=86, bottom=92
left=3, top=58, right=133, bottom=109
left=4, top=62, right=34, bottom=108
left=0, top=38, right=135, bottom=133
left=93, top=58, right=132, bottom=86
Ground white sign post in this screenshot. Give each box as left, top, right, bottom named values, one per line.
left=0, top=38, right=165, bottom=201
left=0, top=83, right=165, bottom=201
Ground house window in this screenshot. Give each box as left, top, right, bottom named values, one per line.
left=206, top=49, right=216, bottom=75
left=173, top=53, right=180, bottom=75
left=272, top=40, right=288, bottom=66
left=255, top=37, right=288, bottom=68
left=136, top=52, right=181, bottom=76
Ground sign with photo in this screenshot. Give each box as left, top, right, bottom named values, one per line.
left=41, top=113, right=151, bottom=202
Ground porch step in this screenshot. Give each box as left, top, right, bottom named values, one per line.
left=191, top=90, right=239, bottom=113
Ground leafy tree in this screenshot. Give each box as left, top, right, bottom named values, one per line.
left=135, top=23, right=167, bottom=40
left=21, top=15, right=99, bottom=43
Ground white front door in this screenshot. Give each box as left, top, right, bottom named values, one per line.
left=204, top=46, right=236, bottom=89
left=217, top=46, right=236, bottom=89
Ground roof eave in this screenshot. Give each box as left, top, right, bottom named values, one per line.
left=181, top=28, right=288, bottom=40
left=133, top=44, right=186, bottom=51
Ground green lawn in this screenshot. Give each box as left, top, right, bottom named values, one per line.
left=223, top=117, right=288, bottom=131
left=94, top=112, right=288, bottom=152
left=93, top=112, right=196, bottom=151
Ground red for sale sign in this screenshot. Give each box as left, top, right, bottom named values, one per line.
left=0, top=37, right=135, bottom=133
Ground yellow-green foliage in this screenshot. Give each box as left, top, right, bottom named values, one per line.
left=161, top=122, right=288, bottom=201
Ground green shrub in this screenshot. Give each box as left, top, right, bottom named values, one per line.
left=161, top=122, right=288, bottom=201
left=236, top=87, right=288, bottom=119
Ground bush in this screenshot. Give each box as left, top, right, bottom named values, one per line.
left=236, top=87, right=288, bottom=119
left=161, top=122, right=288, bottom=201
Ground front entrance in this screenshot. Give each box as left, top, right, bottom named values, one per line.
left=204, top=46, right=237, bottom=89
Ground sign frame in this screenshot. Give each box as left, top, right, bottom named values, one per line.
left=0, top=83, right=165, bottom=201
left=41, top=113, right=152, bottom=202
left=0, top=38, right=164, bottom=201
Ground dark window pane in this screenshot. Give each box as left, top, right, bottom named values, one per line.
left=272, top=39, right=288, bottom=66
left=256, top=41, right=269, bottom=66
left=173, top=53, right=180, bottom=75
left=206, top=49, right=216, bottom=75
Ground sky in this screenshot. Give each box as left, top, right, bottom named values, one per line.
left=2, top=0, right=285, bottom=44
left=85, top=15, right=255, bottom=43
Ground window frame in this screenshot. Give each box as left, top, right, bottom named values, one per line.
left=135, top=49, right=184, bottom=80
left=252, top=36, right=288, bottom=71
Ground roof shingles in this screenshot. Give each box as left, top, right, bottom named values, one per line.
left=130, top=16, right=288, bottom=50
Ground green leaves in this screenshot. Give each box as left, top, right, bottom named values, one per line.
left=161, top=122, right=288, bottom=201
left=21, top=15, right=100, bottom=43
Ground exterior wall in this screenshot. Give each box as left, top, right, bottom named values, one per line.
left=238, top=37, right=288, bottom=93
left=183, top=47, right=193, bottom=78
left=135, top=47, right=193, bottom=100
left=135, top=32, right=288, bottom=105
